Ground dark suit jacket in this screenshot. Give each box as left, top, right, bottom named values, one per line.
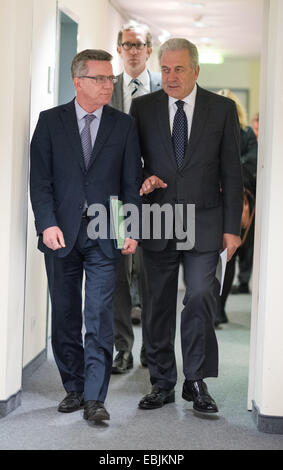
left=30, top=99, right=142, bottom=259
left=130, top=85, right=243, bottom=252
left=110, top=70, right=161, bottom=112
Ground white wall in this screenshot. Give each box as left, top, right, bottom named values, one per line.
left=58, top=0, right=124, bottom=73
left=248, top=0, right=283, bottom=420
left=23, top=0, right=58, bottom=369
left=0, top=0, right=33, bottom=401
left=198, top=58, right=260, bottom=123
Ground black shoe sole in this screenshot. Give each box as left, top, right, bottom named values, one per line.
left=182, top=389, right=194, bottom=402
left=84, top=412, right=110, bottom=422
left=58, top=403, right=84, bottom=413
left=193, top=405, right=218, bottom=414
left=138, top=393, right=175, bottom=410
left=111, top=363, right=133, bottom=374
left=182, top=390, right=218, bottom=413
left=140, top=362, right=148, bottom=368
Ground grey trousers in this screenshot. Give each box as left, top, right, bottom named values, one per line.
left=113, top=246, right=144, bottom=352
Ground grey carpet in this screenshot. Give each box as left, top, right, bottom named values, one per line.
left=1, top=290, right=283, bottom=450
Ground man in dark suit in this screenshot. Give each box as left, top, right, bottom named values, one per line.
left=30, top=49, right=141, bottom=423
left=110, top=22, right=161, bottom=374
left=131, top=38, right=243, bottom=414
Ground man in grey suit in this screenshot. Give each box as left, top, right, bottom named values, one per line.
left=110, top=22, right=161, bottom=374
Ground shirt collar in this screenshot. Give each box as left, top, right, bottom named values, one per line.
left=124, top=68, right=150, bottom=88
left=75, top=98, right=103, bottom=121
left=168, top=83, right=197, bottom=108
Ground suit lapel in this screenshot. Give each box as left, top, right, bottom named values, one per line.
left=60, top=99, right=85, bottom=172
left=149, top=71, right=161, bottom=93
left=156, top=91, right=177, bottom=169
left=87, top=105, right=117, bottom=171
left=111, top=74, right=124, bottom=112
left=183, top=85, right=209, bottom=167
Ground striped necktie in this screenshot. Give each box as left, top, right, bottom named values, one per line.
left=131, top=78, right=141, bottom=97
left=81, top=114, right=95, bottom=170
left=172, top=100, right=188, bottom=168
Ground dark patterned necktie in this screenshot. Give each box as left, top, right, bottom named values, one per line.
left=172, top=100, right=188, bottom=168
left=81, top=114, right=95, bottom=170
left=131, top=78, right=141, bottom=97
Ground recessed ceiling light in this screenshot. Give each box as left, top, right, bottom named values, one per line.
left=188, top=1, right=206, bottom=7
left=193, top=14, right=205, bottom=28
left=200, top=37, right=212, bottom=44
left=158, top=31, right=171, bottom=43
left=194, top=20, right=205, bottom=27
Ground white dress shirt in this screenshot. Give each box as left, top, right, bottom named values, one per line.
left=168, top=83, right=197, bottom=140
left=123, top=69, right=151, bottom=114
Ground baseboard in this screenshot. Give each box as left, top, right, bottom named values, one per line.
left=252, top=400, right=283, bottom=434
left=0, top=349, right=47, bottom=418
left=22, top=348, right=47, bottom=386
left=0, top=390, right=22, bottom=418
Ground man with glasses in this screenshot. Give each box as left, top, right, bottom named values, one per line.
left=30, top=49, right=142, bottom=423
left=111, top=22, right=161, bottom=374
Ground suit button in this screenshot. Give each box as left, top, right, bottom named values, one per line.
left=79, top=204, right=83, bottom=209
left=85, top=182, right=89, bottom=186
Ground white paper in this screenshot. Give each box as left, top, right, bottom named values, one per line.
left=215, top=248, right=228, bottom=296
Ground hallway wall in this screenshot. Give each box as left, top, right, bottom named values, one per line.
left=0, top=0, right=33, bottom=408
left=198, top=57, right=260, bottom=123
left=23, top=0, right=58, bottom=370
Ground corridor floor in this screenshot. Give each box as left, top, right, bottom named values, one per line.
left=1, top=290, right=283, bottom=450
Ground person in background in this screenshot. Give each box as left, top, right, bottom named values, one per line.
left=215, top=89, right=258, bottom=326
left=131, top=39, right=243, bottom=414
left=30, top=49, right=141, bottom=423
left=252, top=112, right=259, bottom=140
left=110, top=21, right=161, bottom=374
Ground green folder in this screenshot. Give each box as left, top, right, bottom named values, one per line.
left=110, top=196, right=125, bottom=249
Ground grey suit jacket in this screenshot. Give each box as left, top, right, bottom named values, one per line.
left=110, top=70, right=161, bottom=112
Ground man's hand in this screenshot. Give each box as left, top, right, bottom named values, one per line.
left=121, top=238, right=138, bottom=255
left=140, top=175, right=168, bottom=196
left=43, top=226, right=66, bottom=251
left=223, top=233, right=242, bottom=262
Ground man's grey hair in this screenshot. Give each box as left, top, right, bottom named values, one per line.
left=71, top=49, right=113, bottom=79
left=117, top=20, right=152, bottom=47
left=158, top=38, right=199, bottom=70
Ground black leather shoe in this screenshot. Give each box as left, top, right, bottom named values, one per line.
left=138, top=385, right=175, bottom=409
left=112, top=351, right=133, bottom=374
left=83, top=400, right=110, bottom=422
left=58, top=391, right=84, bottom=413
left=182, top=380, right=218, bottom=413
left=214, top=309, right=228, bottom=327
left=140, top=344, right=148, bottom=367
left=231, top=283, right=250, bottom=294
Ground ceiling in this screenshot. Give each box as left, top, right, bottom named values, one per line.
left=110, top=0, right=263, bottom=59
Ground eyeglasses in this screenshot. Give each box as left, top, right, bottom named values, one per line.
left=121, top=42, right=147, bottom=51
left=78, top=75, right=118, bottom=84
